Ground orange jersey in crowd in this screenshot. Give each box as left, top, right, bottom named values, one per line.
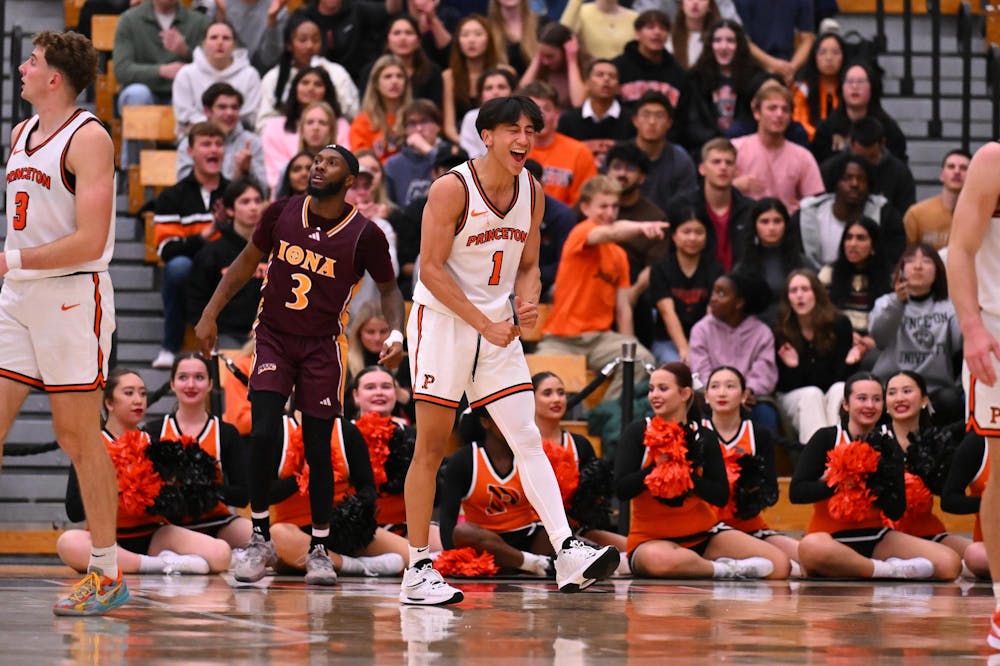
left=526, top=133, right=597, bottom=206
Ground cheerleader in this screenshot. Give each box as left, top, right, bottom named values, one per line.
left=790, top=372, right=961, bottom=580
left=351, top=365, right=438, bottom=550
left=941, top=430, right=991, bottom=578
left=269, top=416, right=408, bottom=585
left=58, top=368, right=231, bottom=574
left=615, top=362, right=789, bottom=579
left=702, top=366, right=801, bottom=570
left=533, top=371, right=626, bottom=555
left=885, top=370, right=971, bottom=559
left=145, top=353, right=252, bottom=548
left=436, top=407, right=556, bottom=577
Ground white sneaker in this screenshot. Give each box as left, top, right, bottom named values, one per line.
left=359, top=553, right=405, bottom=576
left=158, top=550, right=210, bottom=575
left=399, top=560, right=464, bottom=605
left=399, top=605, right=461, bottom=643
left=233, top=533, right=277, bottom=583
left=885, top=557, right=935, bottom=579
left=304, top=545, right=338, bottom=586
left=554, top=539, right=620, bottom=592
left=152, top=349, right=176, bottom=369
left=714, top=557, right=774, bottom=580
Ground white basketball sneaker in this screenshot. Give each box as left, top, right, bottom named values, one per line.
left=554, top=539, right=620, bottom=593
left=399, top=559, right=464, bottom=606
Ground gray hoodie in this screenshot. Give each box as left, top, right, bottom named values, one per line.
left=172, top=46, right=262, bottom=141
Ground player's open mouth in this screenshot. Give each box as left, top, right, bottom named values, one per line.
left=511, top=149, right=526, bottom=164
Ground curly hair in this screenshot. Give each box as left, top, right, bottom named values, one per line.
left=33, top=31, right=98, bottom=94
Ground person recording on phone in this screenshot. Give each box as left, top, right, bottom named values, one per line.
left=870, top=243, right=963, bottom=424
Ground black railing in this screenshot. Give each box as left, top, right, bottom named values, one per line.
left=990, top=45, right=1000, bottom=139
left=875, top=0, right=888, bottom=53
left=901, top=0, right=915, bottom=95
left=958, top=0, right=974, bottom=152
left=928, top=0, right=943, bottom=138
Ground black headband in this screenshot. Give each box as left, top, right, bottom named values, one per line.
left=322, top=144, right=360, bottom=176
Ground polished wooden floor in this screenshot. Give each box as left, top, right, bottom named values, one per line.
left=2, top=563, right=999, bottom=664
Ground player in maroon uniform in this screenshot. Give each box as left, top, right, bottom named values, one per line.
left=195, top=145, right=405, bottom=583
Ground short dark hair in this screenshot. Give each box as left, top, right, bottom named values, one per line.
left=604, top=141, right=651, bottom=174
left=832, top=153, right=877, bottom=191
left=941, top=148, right=972, bottom=167
left=585, top=58, right=618, bottom=78
left=33, top=31, right=98, bottom=94
left=635, top=9, right=670, bottom=31
left=187, top=121, right=226, bottom=147
left=847, top=116, right=885, bottom=147
left=202, top=82, right=243, bottom=109
left=898, top=243, right=949, bottom=301
left=476, top=67, right=518, bottom=97
left=475, top=96, right=544, bottom=134
left=222, top=178, right=264, bottom=210
left=635, top=90, right=674, bottom=117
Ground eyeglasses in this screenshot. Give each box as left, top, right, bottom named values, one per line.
left=844, top=78, right=870, bottom=86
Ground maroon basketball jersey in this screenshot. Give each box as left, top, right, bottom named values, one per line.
left=252, top=195, right=394, bottom=337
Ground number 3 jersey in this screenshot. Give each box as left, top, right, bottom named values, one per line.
left=412, top=160, right=535, bottom=322
left=252, top=195, right=394, bottom=337
left=5, top=109, right=115, bottom=280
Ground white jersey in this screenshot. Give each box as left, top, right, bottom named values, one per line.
left=4, top=109, right=115, bottom=280
left=979, top=196, right=1000, bottom=317
left=412, top=160, right=535, bottom=322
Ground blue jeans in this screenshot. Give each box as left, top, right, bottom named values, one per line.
left=161, top=255, right=192, bottom=353
left=651, top=339, right=681, bottom=365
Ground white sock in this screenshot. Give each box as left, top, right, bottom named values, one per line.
left=312, top=527, right=330, bottom=539
left=486, top=394, right=572, bottom=553
left=339, top=555, right=366, bottom=575
left=89, top=544, right=118, bottom=579
left=871, top=559, right=893, bottom=578
left=789, top=560, right=803, bottom=578
left=961, top=560, right=975, bottom=580
left=408, top=545, right=430, bottom=567
left=519, top=551, right=550, bottom=576
left=138, top=554, right=163, bottom=573
left=712, top=560, right=734, bottom=579
left=615, top=552, right=631, bottom=576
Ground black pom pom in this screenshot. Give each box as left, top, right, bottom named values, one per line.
left=734, top=453, right=778, bottom=520
left=904, top=423, right=963, bottom=495
left=327, top=494, right=378, bottom=555
left=382, top=427, right=414, bottom=495
left=569, top=458, right=614, bottom=531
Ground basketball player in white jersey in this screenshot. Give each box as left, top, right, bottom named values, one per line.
left=401, top=96, right=620, bottom=605
left=948, top=141, right=1000, bottom=648
left=1, top=32, right=124, bottom=615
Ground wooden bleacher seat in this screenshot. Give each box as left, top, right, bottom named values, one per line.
left=139, top=150, right=178, bottom=262
left=123, top=106, right=177, bottom=213
left=90, top=15, right=120, bottom=156
left=64, top=0, right=86, bottom=28
left=524, top=353, right=587, bottom=392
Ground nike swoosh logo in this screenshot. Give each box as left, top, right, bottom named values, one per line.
left=61, top=303, right=80, bottom=311
left=471, top=210, right=488, bottom=217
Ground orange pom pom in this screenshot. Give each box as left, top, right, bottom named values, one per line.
left=642, top=417, right=695, bottom=500
left=434, top=547, right=500, bottom=577
left=355, top=413, right=395, bottom=487
left=719, top=444, right=743, bottom=520
left=107, top=430, right=163, bottom=515
left=543, top=439, right=580, bottom=507
left=825, top=440, right=882, bottom=522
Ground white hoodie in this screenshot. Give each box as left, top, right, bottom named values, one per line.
left=172, top=45, right=263, bottom=142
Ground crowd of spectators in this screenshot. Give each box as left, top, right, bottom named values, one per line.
left=87, top=0, right=969, bottom=454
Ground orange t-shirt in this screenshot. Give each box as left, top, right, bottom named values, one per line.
left=348, top=111, right=401, bottom=163
left=527, top=132, right=597, bottom=206
left=543, top=219, right=630, bottom=337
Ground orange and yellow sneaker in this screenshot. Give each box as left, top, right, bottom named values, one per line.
left=53, top=569, right=130, bottom=616
left=988, top=609, right=1000, bottom=650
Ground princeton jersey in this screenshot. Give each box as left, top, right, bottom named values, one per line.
left=252, top=195, right=394, bottom=337
left=461, top=442, right=540, bottom=533
left=5, top=109, right=115, bottom=280
left=977, top=151, right=1000, bottom=316
left=703, top=419, right=770, bottom=532
left=412, top=160, right=535, bottom=322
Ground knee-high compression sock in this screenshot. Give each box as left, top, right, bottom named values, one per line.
left=248, top=391, right=288, bottom=541
left=301, top=413, right=335, bottom=537
left=487, top=393, right=572, bottom=553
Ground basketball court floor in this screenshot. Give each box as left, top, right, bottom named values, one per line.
left=1, top=564, right=998, bottom=664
